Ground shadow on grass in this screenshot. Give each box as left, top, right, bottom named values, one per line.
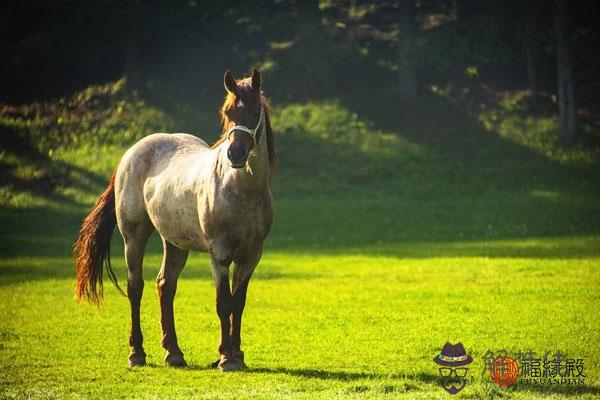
left=244, top=367, right=392, bottom=381
left=0, top=123, right=107, bottom=203
left=0, top=243, right=320, bottom=287
left=184, top=365, right=600, bottom=396
left=511, top=383, right=600, bottom=397
left=183, top=364, right=438, bottom=385
left=183, top=365, right=600, bottom=397
left=2, top=193, right=598, bottom=258
left=0, top=204, right=598, bottom=287
left=267, top=236, right=600, bottom=259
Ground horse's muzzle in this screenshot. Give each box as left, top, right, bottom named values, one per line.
left=227, top=147, right=248, bottom=168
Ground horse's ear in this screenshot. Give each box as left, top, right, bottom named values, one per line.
left=224, top=70, right=237, bottom=94
left=251, top=69, right=261, bottom=91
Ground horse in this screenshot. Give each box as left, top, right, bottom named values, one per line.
left=73, top=69, right=275, bottom=371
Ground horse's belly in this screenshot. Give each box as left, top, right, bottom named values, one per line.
left=157, top=218, right=210, bottom=252
left=145, top=185, right=209, bottom=252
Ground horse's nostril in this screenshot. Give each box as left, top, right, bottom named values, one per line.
left=227, top=147, right=247, bottom=167
left=228, top=149, right=239, bottom=161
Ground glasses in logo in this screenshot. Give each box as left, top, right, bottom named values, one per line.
left=439, top=367, right=468, bottom=378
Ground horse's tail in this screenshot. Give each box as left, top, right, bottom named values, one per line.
left=73, top=172, right=126, bottom=305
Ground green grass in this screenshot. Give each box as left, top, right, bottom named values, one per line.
left=1, top=252, right=598, bottom=399
left=1, top=82, right=599, bottom=399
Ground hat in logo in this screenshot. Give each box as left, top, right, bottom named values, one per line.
left=433, top=342, right=473, bottom=367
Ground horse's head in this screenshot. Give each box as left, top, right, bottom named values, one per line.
left=221, top=69, right=263, bottom=168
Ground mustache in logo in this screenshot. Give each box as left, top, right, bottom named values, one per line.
left=441, top=378, right=466, bottom=395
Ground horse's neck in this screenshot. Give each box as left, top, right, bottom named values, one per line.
left=216, top=129, right=270, bottom=192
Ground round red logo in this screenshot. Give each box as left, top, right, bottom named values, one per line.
left=490, top=356, right=519, bottom=387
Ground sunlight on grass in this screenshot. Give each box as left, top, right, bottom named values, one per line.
left=478, top=91, right=600, bottom=165
left=0, top=249, right=598, bottom=399
left=274, top=100, right=429, bottom=158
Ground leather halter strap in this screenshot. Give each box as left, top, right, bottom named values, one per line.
left=225, top=104, right=264, bottom=149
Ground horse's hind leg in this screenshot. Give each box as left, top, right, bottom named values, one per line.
left=122, top=221, right=154, bottom=367
left=157, top=240, right=189, bottom=367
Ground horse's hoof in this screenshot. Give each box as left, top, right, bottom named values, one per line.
left=218, top=354, right=247, bottom=372
left=219, top=360, right=246, bottom=372
left=165, top=352, right=187, bottom=367
left=128, top=353, right=147, bottom=367
left=232, top=349, right=245, bottom=363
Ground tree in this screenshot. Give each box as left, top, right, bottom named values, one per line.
left=396, top=0, right=418, bottom=104
left=292, top=0, right=332, bottom=99
left=524, top=1, right=542, bottom=110
left=554, top=0, right=579, bottom=141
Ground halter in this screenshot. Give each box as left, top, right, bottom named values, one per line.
left=225, top=103, right=264, bottom=149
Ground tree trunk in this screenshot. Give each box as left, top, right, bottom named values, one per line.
left=125, top=33, right=144, bottom=90
left=525, top=2, right=542, bottom=111
left=294, top=0, right=327, bottom=99
left=554, top=0, right=579, bottom=141
left=396, top=0, right=418, bottom=105
left=124, top=6, right=145, bottom=91
left=454, top=0, right=477, bottom=22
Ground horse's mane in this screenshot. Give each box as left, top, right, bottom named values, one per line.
left=212, top=79, right=276, bottom=172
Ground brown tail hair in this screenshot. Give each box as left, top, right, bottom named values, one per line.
left=73, top=172, right=125, bottom=304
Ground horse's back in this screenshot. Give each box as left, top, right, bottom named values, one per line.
left=133, top=132, right=208, bottom=154
left=118, top=132, right=209, bottom=175
left=169, top=133, right=210, bottom=148
left=115, top=132, right=213, bottom=251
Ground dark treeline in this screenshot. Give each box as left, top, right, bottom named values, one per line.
left=2, top=0, right=599, bottom=140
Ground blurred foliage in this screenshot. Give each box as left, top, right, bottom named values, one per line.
left=2, top=1, right=598, bottom=109
left=272, top=100, right=433, bottom=196
left=0, top=79, right=170, bottom=153
left=478, top=91, right=600, bottom=165
left=274, top=99, right=433, bottom=163
left=0, top=0, right=599, bottom=208
left=0, top=79, right=170, bottom=208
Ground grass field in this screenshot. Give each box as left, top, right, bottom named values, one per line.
left=1, top=83, right=599, bottom=399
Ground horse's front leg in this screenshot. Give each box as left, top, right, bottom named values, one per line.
left=210, top=254, right=238, bottom=371
left=230, top=254, right=259, bottom=369
left=157, top=240, right=188, bottom=367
